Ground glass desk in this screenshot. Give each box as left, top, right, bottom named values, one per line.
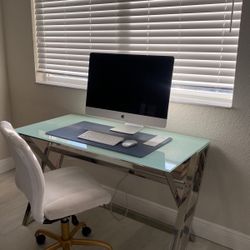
left=17, top=114, right=209, bottom=250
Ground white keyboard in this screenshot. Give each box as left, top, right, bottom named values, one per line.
left=78, top=131, right=124, bottom=146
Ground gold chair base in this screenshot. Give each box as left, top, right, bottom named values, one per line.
left=35, top=220, right=112, bottom=250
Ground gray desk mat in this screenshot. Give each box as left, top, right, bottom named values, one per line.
left=46, top=121, right=170, bottom=158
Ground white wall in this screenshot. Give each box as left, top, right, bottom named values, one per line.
left=0, top=1, right=11, bottom=160
left=2, top=0, right=250, bottom=239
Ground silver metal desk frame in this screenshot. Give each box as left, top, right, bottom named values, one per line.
left=20, top=135, right=208, bottom=250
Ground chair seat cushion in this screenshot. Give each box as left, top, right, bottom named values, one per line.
left=43, top=166, right=111, bottom=220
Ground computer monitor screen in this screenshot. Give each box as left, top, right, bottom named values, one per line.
left=86, top=53, right=174, bottom=133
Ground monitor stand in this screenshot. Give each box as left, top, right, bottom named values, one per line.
left=110, top=123, right=144, bottom=135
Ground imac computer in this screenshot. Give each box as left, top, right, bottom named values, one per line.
left=85, top=53, right=174, bottom=134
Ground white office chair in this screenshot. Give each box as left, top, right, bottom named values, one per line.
left=0, top=121, right=112, bottom=250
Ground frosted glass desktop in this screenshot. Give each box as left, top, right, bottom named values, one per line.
left=16, top=114, right=208, bottom=173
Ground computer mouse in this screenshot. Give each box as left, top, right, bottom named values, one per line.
left=121, top=140, right=138, bottom=148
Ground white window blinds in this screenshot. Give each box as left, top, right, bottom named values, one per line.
left=32, top=0, right=243, bottom=107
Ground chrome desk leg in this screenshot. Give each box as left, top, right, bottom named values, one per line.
left=41, top=143, right=65, bottom=169
left=22, top=136, right=56, bottom=170
left=22, top=203, right=34, bottom=226
left=57, top=154, right=64, bottom=168
left=41, top=143, right=52, bottom=171
left=171, top=151, right=207, bottom=250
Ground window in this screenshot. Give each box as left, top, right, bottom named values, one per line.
left=32, top=0, right=243, bottom=107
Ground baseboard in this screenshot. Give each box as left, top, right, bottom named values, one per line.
left=194, top=216, right=250, bottom=250
left=0, top=157, right=15, bottom=174
left=105, top=186, right=250, bottom=250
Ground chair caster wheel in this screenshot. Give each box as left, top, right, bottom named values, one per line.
left=71, top=215, right=79, bottom=225
left=82, top=226, right=92, bottom=237
left=35, top=233, right=46, bottom=245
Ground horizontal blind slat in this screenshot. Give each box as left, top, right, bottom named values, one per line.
left=35, top=1, right=242, bottom=13
left=35, top=0, right=242, bottom=7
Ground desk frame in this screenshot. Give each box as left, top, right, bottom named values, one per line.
left=20, top=134, right=208, bottom=250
